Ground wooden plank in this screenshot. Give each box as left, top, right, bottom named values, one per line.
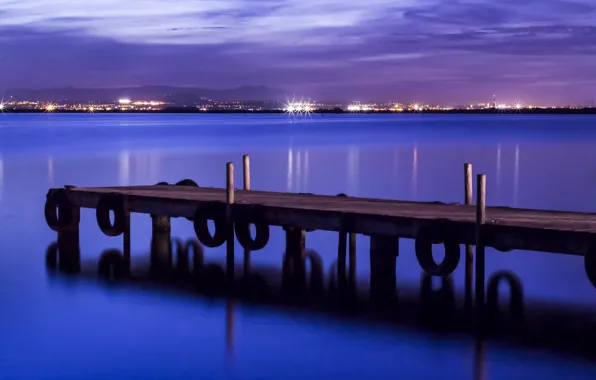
left=59, top=185, right=596, bottom=255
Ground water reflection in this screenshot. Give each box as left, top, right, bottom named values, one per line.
left=496, top=144, right=501, bottom=203
left=47, top=155, right=54, bottom=183
left=44, top=237, right=596, bottom=361
left=412, top=144, right=418, bottom=200
left=347, top=147, right=359, bottom=196
left=0, top=154, right=3, bottom=203
left=514, top=145, right=520, bottom=206
left=287, top=148, right=311, bottom=193
left=119, top=150, right=130, bottom=186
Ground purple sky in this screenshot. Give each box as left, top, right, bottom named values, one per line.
left=1, top=0, right=595, bottom=104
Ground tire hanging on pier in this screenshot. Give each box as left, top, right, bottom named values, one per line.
left=193, top=202, right=227, bottom=248
left=584, top=244, right=596, bottom=288
left=175, top=179, right=199, bottom=187
left=44, top=189, right=77, bottom=232
left=96, top=193, right=126, bottom=237
left=234, top=206, right=270, bottom=251
left=486, top=271, right=524, bottom=322
left=415, top=223, right=461, bottom=276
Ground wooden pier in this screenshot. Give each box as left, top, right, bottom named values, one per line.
left=44, top=155, right=596, bottom=292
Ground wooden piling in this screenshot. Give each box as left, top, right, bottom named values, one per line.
left=348, top=233, right=357, bottom=288
left=475, top=174, right=487, bottom=316
left=243, top=154, right=250, bottom=191
left=284, top=227, right=306, bottom=288
left=464, top=163, right=473, bottom=313
left=57, top=206, right=81, bottom=273
left=369, top=235, right=399, bottom=303
left=337, top=230, right=347, bottom=289
left=150, top=215, right=172, bottom=271
left=242, top=155, right=251, bottom=275
left=123, top=197, right=131, bottom=273
left=226, top=162, right=235, bottom=282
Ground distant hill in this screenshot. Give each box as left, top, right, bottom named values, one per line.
left=4, top=85, right=288, bottom=103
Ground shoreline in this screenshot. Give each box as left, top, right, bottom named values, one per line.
left=2, top=107, right=596, bottom=115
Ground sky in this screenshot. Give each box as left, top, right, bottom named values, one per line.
left=0, top=0, right=595, bottom=104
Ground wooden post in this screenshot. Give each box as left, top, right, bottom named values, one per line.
left=57, top=206, right=81, bottom=273
left=369, top=235, right=399, bottom=303
left=464, top=163, right=474, bottom=313
left=337, top=230, right=347, bottom=290
left=242, top=155, right=251, bottom=275
left=475, top=174, right=487, bottom=316
left=243, top=154, right=250, bottom=191
left=123, top=197, right=131, bottom=274
left=284, top=227, right=306, bottom=289
left=348, top=233, right=357, bottom=288
left=150, top=215, right=171, bottom=272
left=226, top=162, right=235, bottom=283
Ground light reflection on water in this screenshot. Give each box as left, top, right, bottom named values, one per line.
left=1, top=113, right=596, bottom=379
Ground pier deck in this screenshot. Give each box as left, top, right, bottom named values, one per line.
left=63, top=185, right=596, bottom=255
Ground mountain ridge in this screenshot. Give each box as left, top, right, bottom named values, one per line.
left=4, top=85, right=288, bottom=103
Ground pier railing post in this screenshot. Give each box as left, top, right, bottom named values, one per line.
left=226, top=162, right=235, bottom=283
left=475, top=174, right=487, bottom=318
left=464, top=163, right=474, bottom=313
left=242, top=155, right=251, bottom=275
left=243, top=154, right=250, bottom=191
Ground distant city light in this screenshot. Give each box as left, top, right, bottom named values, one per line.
left=515, top=103, right=522, bottom=109
left=118, top=98, right=131, bottom=104
left=0, top=103, right=4, bottom=110
left=45, top=103, right=56, bottom=112
left=285, top=101, right=313, bottom=115
left=347, top=103, right=372, bottom=112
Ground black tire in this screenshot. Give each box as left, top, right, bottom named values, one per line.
left=193, top=203, right=227, bottom=248
left=44, top=189, right=75, bottom=232
left=96, top=194, right=126, bottom=237
left=415, top=223, right=461, bottom=276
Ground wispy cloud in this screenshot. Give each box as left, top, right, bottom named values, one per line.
left=0, top=0, right=595, bottom=103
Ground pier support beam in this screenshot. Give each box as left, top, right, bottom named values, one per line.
left=123, top=198, right=131, bottom=273
left=57, top=206, right=81, bottom=273
left=369, top=235, right=399, bottom=303
left=283, top=227, right=306, bottom=290
left=150, top=215, right=172, bottom=273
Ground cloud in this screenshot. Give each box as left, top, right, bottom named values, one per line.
left=0, top=0, right=415, bottom=45
left=0, top=0, right=595, bottom=104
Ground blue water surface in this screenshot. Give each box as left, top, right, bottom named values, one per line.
left=1, top=113, right=595, bottom=379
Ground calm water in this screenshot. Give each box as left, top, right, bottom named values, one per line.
left=1, top=113, right=596, bottom=379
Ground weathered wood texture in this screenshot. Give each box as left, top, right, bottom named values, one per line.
left=59, top=185, right=596, bottom=255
